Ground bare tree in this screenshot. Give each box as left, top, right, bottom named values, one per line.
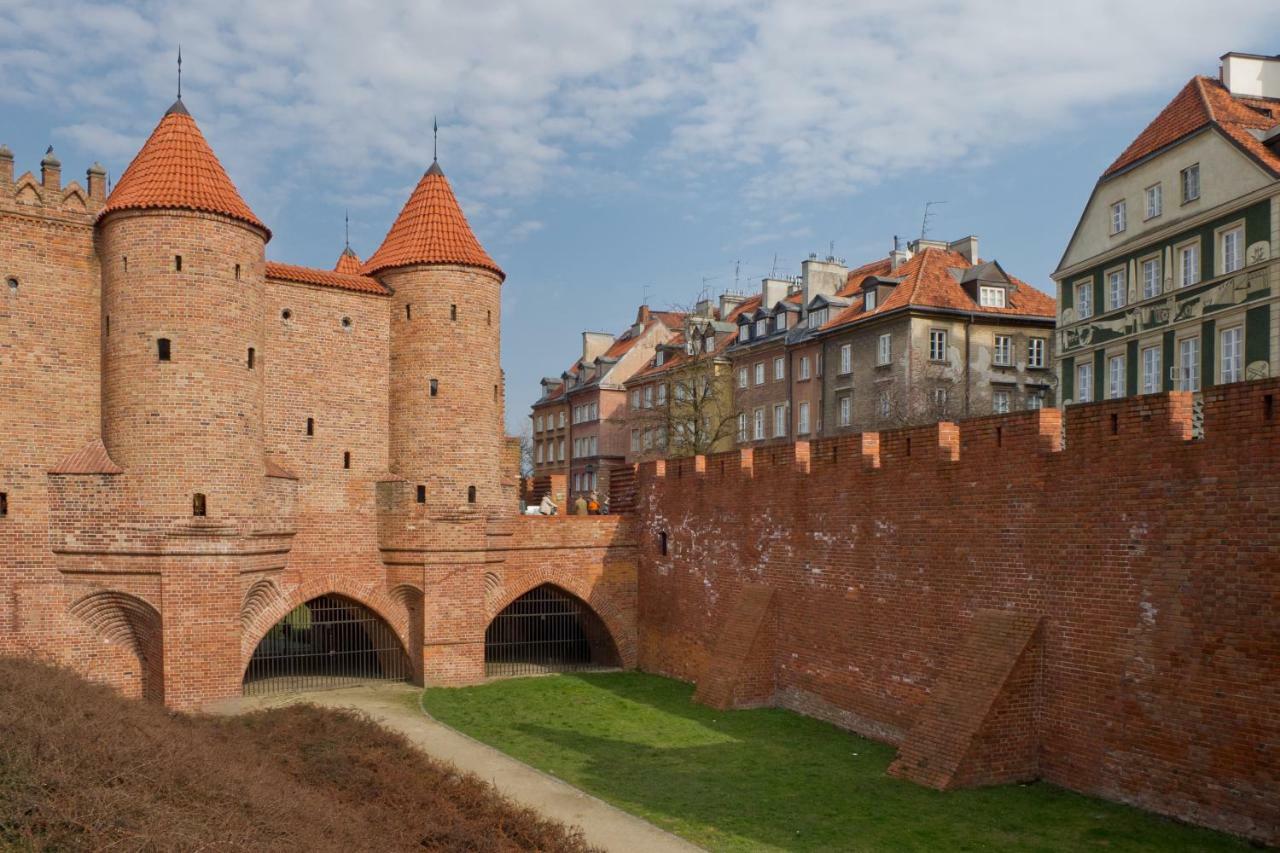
left=515, top=427, right=534, bottom=479
left=629, top=315, right=740, bottom=459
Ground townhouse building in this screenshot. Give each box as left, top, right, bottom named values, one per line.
left=1054, top=52, right=1280, bottom=404
left=623, top=295, right=753, bottom=461
left=530, top=378, right=568, bottom=477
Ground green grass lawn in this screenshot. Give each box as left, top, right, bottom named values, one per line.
left=422, top=672, right=1253, bottom=852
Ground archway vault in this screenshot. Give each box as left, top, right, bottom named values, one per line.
left=486, top=571, right=636, bottom=670
left=484, top=582, right=622, bottom=678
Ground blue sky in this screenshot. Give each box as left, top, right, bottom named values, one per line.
left=2, top=1, right=1277, bottom=433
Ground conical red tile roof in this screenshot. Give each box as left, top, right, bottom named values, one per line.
left=362, top=162, right=503, bottom=279
left=334, top=246, right=362, bottom=274
left=100, top=100, right=269, bottom=238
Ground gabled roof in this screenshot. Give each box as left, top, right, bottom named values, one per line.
left=100, top=100, right=269, bottom=238
left=822, top=247, right=1054, bottom=333
left=265, top=261, right=390, bottom=295
left=362, top=161, right=503, bottom=278
left=1105, top=76, right=1280, bottom=178
left=630, top=295, right=758, bottom=381
left=334, top=247, right=362, bottom=274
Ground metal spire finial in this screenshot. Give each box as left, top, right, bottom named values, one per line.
left=432, top=115, right=438, bottom=163
left=344, top=209, right=350, bottom=250
left=177, top=44, right=183, bottom=100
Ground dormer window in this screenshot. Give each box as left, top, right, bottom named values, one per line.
left=864, top=290, right=876, bottom=312
left=755, top=318, right=768, bottom=336
left=979, top=286, right=1007, bottom=308
left=777, top=313, right=788, bottom=330
left=808, top=308, right=828, bottom=329
left=655, top=350, right=665, bottom=366
left=738, top=324, right=749, bottom=342
left=703, top=335, right=714, bottom=353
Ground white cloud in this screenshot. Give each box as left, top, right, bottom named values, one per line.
left=1, top=0, right=1275, bottom=217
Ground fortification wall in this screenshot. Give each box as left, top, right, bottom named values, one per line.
left=635, top=378, right=1280, bottom=844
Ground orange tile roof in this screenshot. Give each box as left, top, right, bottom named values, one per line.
left=362, top=162, right=503, bottom=278
left=631, top=298, right=758, bottom=380
left=334, top=247, right=362, bottom=274
left=265, top=260, right=390, bottom=295
left=1106, top=76, right=1280, bottom=177
left=100, top=100, right=269, bottom=237
left=823, top=247, right=1054, bottom=333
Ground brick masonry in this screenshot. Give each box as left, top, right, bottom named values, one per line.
left=0, top=140, right=639, bottom=711
left=636, top=378, right=1280, bottom=845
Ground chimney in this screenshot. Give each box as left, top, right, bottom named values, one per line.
left=1221, top=52, right=1280, bottom=99
left=948, top=235, right=979, bottom=265
left=694, top=298, right=715, bottom=319
left=0, top=145, right=12, bottom=185
left=86, top=162, right=106, bottom=201
left=802, top=256, right=847, bottom=306
left=40, top=146, right=60, bottom=191
left=760, top=277, right=790, bottom=310
left=889, top=235, right=913, bottom=272
left=719, top=291, right=748, bottom=318
left=582, top=331, right=615, bottom=363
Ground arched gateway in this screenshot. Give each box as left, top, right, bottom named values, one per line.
left=243, top=594, right=411, bottom=695
left=484, top=584, right=620, bottom=677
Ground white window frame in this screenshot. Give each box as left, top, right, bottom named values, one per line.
left=839, top=343, right=852, bottom=374
left=864, top=290, right=876, bottom=312
left=993, top=334, right=1013, bottom=367
left=773, top=404, right=787, bottom=438
left=808, top=308, right=828, bottom=329
left=1141, top=345, right=1161, bottom=395
left=839, top=394, right=851, bottom=427
left=878, top=389, right=891, bottom=419
left=1075, top=280, right=1093, bottom=319
left=535, top=415, right=544, bottom=432
left=536, top=443, right=544, bottom=463
left=993, top=389, right=1011, bottom=414
left=1110, top=199, right=1126, bottom=234
left=877, top=333, right=891, bottom=366
left=658, top=383, right=668, bottom=404
left=753, top=407, right=765, bottom=440
left=929, top=328, right=948, bottom=363
left=630, top=429, right=640, bottom=452
left=773, top=356, right=784, bottom=382
left=1141, top=255, right=1162, bottom=300
left=1178, top=239, right=1201, bottom=288
left=797, top=401, right=810, bottom=434
left=558, top=412, right=565, bottom=428
left=1219, top=223, right=1245, bottom=276
left=1144, top=182, right=1162, bottom=220
left=738, top=324, right=748, bottom=342
left=737, top=412, right=747, bottom=442
left=979, top=286, right=1006, bottom=308
left=1028, top=337, right=1045, bottom=369
left=755, top=318, right=768, bottom=337
left=1220, top=325, right=1243, bottom=384
left=1108, top=353, right=1126, bottom=399
left=737, top=367, right=748, bottom=388
left=1026, top=392, right=1044, bottom=411
left=1077, top=362, right=1094, bottom=403
left=631, top=389, right=641, bottom=409
left=1177, top=336, right=1200, bottom=392
left=644, top=386, right=653, bottom=408
left=1106, top=267, right=1126, bottom=311
left=1180, top=163, right=1200, bottom=204
left=799, top=356, right=810, bottom=380
left=754, top=362, right=765, bottom=385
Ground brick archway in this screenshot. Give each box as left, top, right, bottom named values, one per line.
left=239, top=574, right=415, bottom=678
left=487, top=572, right=635, bottom=668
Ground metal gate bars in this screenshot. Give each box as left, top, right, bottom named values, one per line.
left=243, top=594, right=410, bottom=696
left=484, top=584, right=615, bottom=677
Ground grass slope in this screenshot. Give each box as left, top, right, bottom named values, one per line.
left=424, top=672, right=1252, bottom=853
left=0, top=658, right=595, bottom=852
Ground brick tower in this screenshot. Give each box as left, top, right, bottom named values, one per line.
left=365, top=160, right=505, bottom=518
left=98, top=98, right=270, bottom=524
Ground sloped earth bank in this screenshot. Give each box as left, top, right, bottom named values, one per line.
left=0, top=658, right=596, bottom=852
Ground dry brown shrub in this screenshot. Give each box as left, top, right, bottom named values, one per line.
left=0, top=658, right=598, bottom=852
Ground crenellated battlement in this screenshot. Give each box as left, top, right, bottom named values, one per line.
left=0, top=145, right=106, bottom=219
left=639, top=378, right=1278, bottom=493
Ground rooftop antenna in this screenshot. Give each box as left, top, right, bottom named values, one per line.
left=828, top=240, right=835, bottom=259
left=920, top=200, right=947, bottom=240
left=432, top=116, right=438, bottom=163
left=641, top=283, right=652, bottom=307
left=770, top=252, right=779, bottom=277
left=734, top=259, right=741, bottom=291
left=177, top=44, right=182, bottom=101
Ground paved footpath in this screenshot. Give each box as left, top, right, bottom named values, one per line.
left=207, top=684, right=702, bottom=853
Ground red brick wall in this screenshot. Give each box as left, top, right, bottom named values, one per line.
left=635, top=379, right=1280, bottom=845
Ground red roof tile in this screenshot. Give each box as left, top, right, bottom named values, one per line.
left=363, top=162, right=503, bottom=278
left=100, top=100, right=269, bottom=237
left=334, top=247, right=362, bottom=274
left=265, top=261, right=390, bottom=295
left=823, top=247, right=1054, bottom=333
left=1106, top=76, right=1280, bottom=177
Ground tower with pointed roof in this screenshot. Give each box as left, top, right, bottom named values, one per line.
left=367, top=159, right=505, bottom=519
left=98, top=97, right=270, bottom=525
